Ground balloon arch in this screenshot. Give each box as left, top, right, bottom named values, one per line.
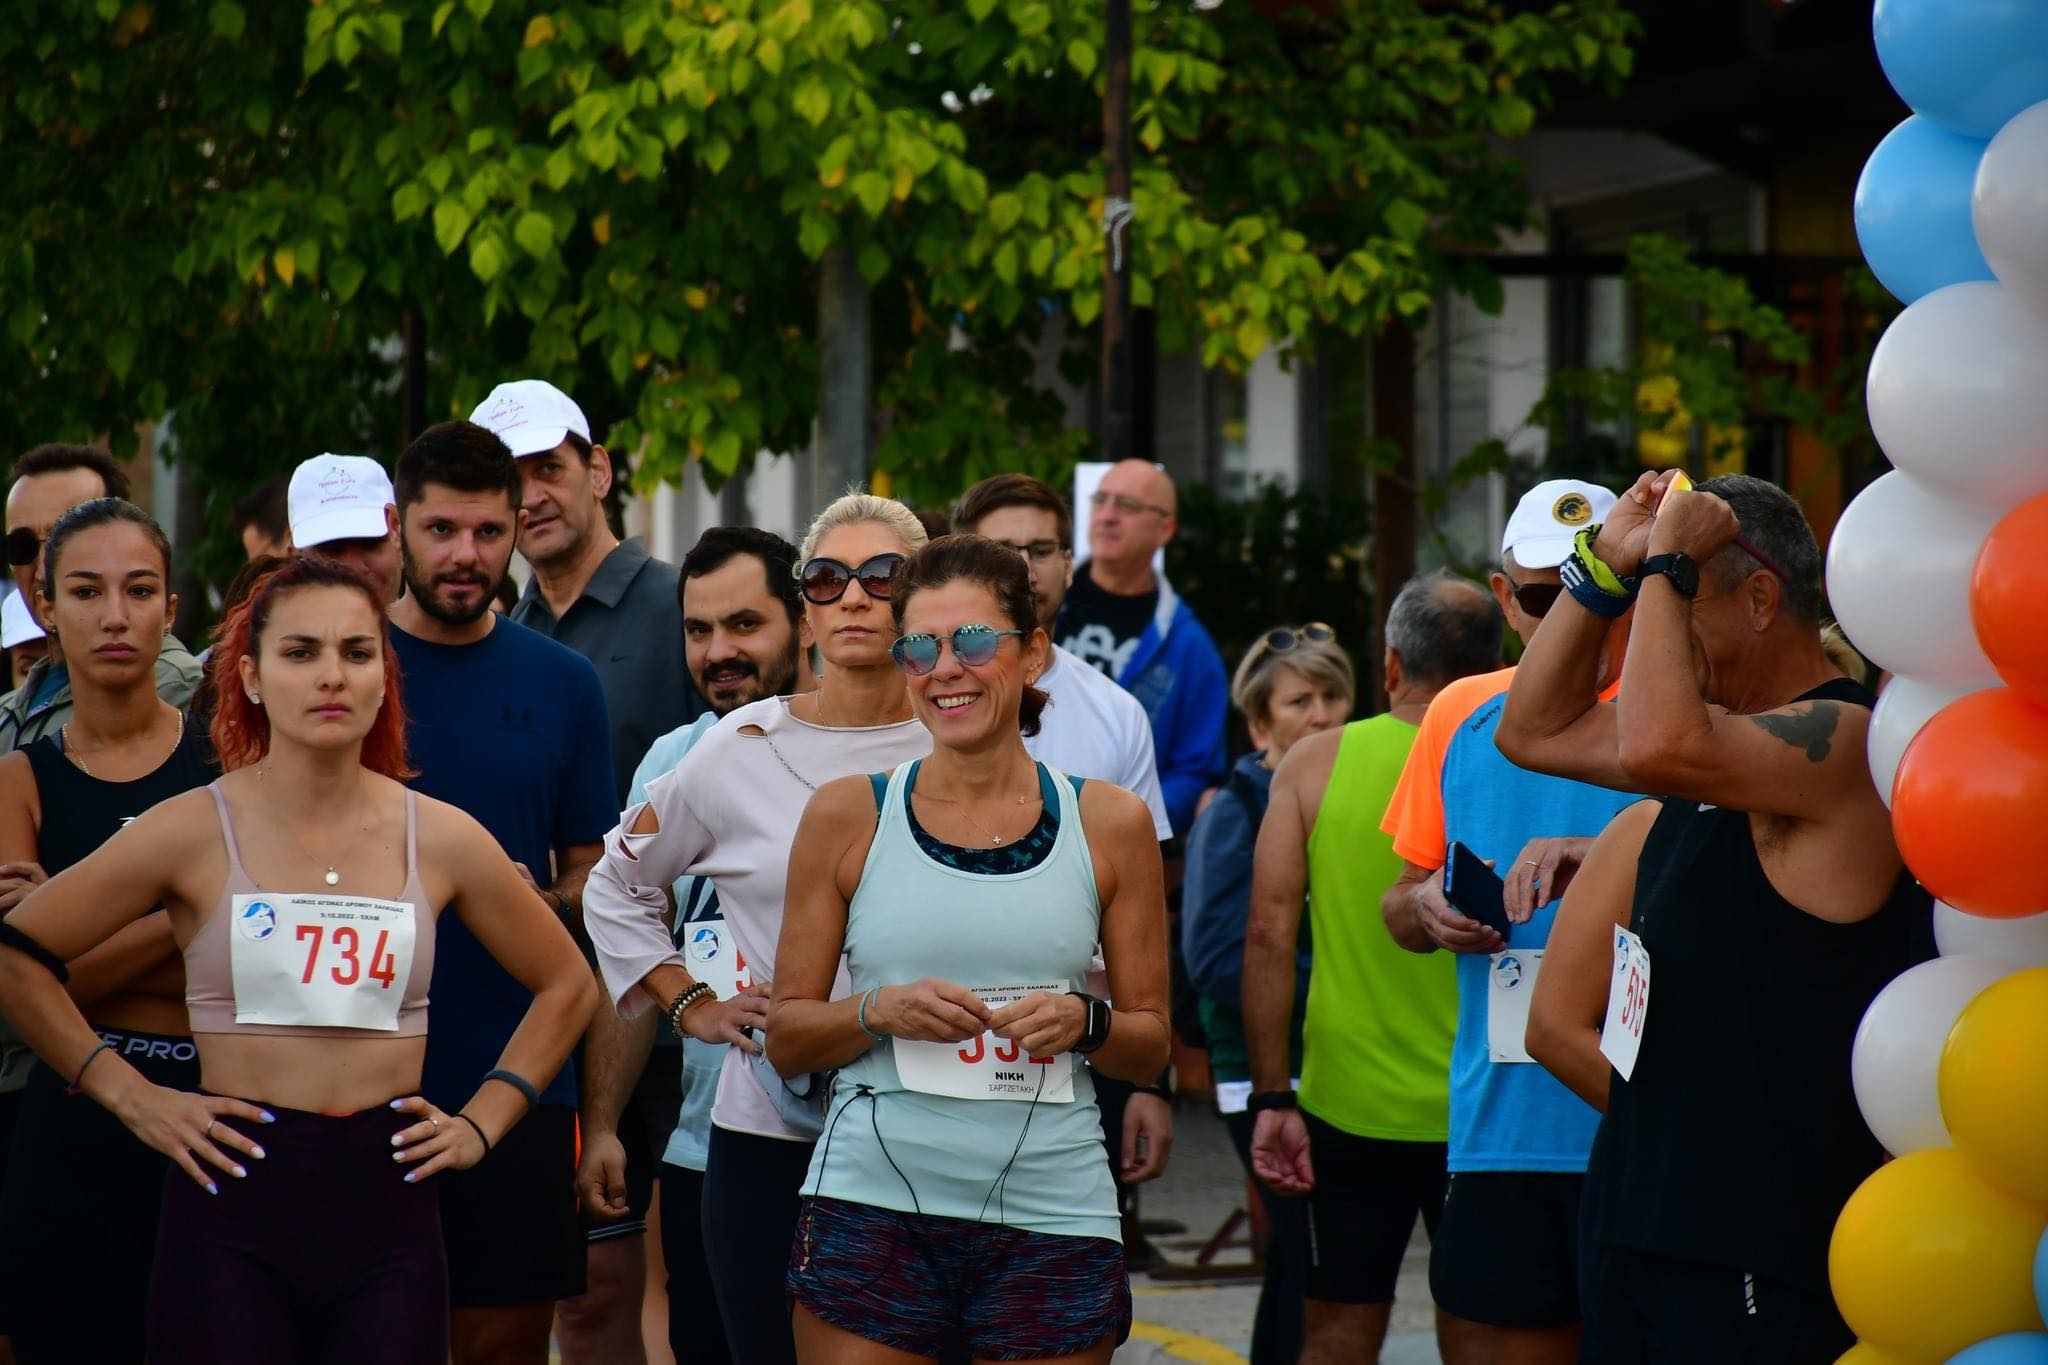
left=1826, top=2, right=2048, bottom=1362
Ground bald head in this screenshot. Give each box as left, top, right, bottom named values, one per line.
left=1089, top=459, right=1178, bottom=577
left=1386, top=570, right=1503, bottom=690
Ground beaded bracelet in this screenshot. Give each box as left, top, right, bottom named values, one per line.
left=666, top=982, right=715, bottom=1041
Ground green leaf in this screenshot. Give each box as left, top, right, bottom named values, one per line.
left=391, top=183, right=430, bottom=221
left=514, top=211, right=556, bottom=259
left=1235, top=315, right=1267, bottom=360
left=432, top=1, right=457, bottom=36
left=702, top=135, right=732, bottom=174
left=469, top=232, right=508, bottom=282
left=706, top=430, right=742, bottom=474
left=793, top=79, right=832, bottom=127
left=104, top=330, right=137, bottom=382
left=1383, top=198, right=1428, bottom=243
left=1066, top=38, right=1096, bottom=78
left=850, top=170, right=890, bottom=218
left=1490, top=95, right=1536, bottom=138
left=328, top=255, right=367, bottom=302
left=433, top=199, right=474, bottom=255
left=244, top=97, right=272, bottom=135
left=857, top=241, right=890, bottom=284
left=208, top=1, right=245, bottom=41
left=1395, top=290, right=1433, bottom=317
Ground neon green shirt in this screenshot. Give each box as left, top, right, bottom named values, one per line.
left=1298, top=714, right=1458, bottom=1141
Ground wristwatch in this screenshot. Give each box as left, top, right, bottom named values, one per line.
left=1247, top=1090, right=1299, bottom=1114
left=1068, top=992, right=1111, bottom=1054
left=1638, top=552, right=1699, bottom=599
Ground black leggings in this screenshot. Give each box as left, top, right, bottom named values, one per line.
left=660, top=1163, right=734, bottom=1365
left=701, top=1125, right=815, bottom=1365
left=0, top=1033, right=199, bottom=1363
left=147, top=1099, right=448, bottom=1365
left=1224, top=1109, right=1310, bottom=1365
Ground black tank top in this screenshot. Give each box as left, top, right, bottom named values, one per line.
left=1582, top=677, right=1932, bottom=1296
left=24, top=723, right=217, bottom=877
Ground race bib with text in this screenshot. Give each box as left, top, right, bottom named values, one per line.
left=892, top=982, right=1076, bottom=1103
left=682, top=916, right=752, bottom=999
left=229, top=893, right=416, bottom=1032
left=1487, top=948, right=1543, bottom=1064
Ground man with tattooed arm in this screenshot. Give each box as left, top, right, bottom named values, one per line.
left=1495, top=472, right=1928, bottom=1362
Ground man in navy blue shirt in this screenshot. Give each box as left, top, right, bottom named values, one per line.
left=387, top=420, right=617, bottom=1365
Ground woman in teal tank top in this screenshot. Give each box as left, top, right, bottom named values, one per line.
left=768, top=536, right=1171, bottom=1365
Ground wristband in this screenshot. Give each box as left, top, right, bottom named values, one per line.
left=482, top=1068, right=540, bottom=1111
left=68, top=1040, right=114, bottom=1094
left=1561, top=555, right=1635, bottom=620
left=1573, top=526, right=1632, bottom=597
left=1247, top=1090, right=1298, bottom=1114
left=456, top=1112, right=493, bottom=1157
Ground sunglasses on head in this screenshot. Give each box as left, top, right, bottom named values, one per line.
left=797, top=552, right=906, bottom=605
left=891, top=624, right=1024, bottom=676
left=1254, top=622, right=1337, bottom=657
left=5, top=528, right=38, bottom=569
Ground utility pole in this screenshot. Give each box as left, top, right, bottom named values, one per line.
left=1370, top=325, right=1418, bottom=709
left=1100, top=0, right=1134, bottom=461
left=814, top=242, right=872, bottom=514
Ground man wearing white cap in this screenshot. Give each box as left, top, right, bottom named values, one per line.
left=2, top=591, right=45, bottom=690
left=470, top=379, right=698, bottom=1365
left=285, top=453, right=403, bottom=602
left=1368, top=479, right=1636, bottom=1363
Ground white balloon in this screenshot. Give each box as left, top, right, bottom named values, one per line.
left=1935, top=902, right=2048, bottom=967
left=1851, top=954, right=2018, bottom=1156
left=1868, top=676, right=1991, bottom=806
left=1827, top=471, right=2001, bottom=688
left=1867, top=281, right=2048, bottom=506
left=1974, top=100, right=2048, bottom=319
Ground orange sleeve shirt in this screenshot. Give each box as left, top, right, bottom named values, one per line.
left=1379, top=666, right=1517, bottom=870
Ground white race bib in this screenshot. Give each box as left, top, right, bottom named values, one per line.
left=229, top=893, right=416, bottom=1032
left=681, top=917, right=752, bottom=999
left=1600, top=926, right=1651, bottom=1082
left=1487, top=949, right=1543, bottom=1064
left=892, top=982, right=1076, bottom=1103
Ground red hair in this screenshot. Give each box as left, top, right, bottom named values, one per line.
left=207, top=555, right=415, bottom=779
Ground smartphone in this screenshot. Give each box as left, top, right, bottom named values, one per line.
left=1443, top=841, right=1512, bottom=939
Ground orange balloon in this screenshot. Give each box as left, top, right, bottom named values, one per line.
left=1974, top=491, right=2048, bottom=707
left=1894, top=689, right=2048, bottom=917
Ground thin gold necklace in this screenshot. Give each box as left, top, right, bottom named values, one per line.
left=61, top=710, right=183, bottom=779
left=255, top=763, right=360, bottom=886
left=918, top=782, right=1040, bottom=847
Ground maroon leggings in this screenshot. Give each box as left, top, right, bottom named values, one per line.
left=146, top=1099, right=448, bottom=1365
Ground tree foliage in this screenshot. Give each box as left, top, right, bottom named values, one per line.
left=0, top=0, right=1636, bottom=537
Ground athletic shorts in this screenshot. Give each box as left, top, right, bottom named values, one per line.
left=1580, top=1240, right=1853, bottom=1363
left=1302, top=1112, right=1448, bottom=1305
left=583, top=1047, right=686, bottom=1244
left=441, top=1103, right=586, bottom=1306
left=788, top=1196, right=1132, bottom=1361
left=1428, top=1171, right=1584, bottom=1329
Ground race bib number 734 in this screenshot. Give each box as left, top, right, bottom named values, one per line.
left=230, top=893, right=417, bottom=1032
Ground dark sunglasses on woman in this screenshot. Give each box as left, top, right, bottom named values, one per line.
left=797, top=552, right=906, bottom=605
left=890, top=624, right=1024, bottom=677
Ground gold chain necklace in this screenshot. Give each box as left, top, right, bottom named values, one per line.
left=255, top=763, right=356, bottom=886
left=61, top=710, right=184, bottom=779
left=918, top=785, right=1040, bottom=847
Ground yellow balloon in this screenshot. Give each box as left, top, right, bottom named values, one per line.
left=1942, top=967, right=2048, bottom=1200
left=1830, top=1148, right=2048, bottom=1361
left=1838, top=1344, right=1930, bottom=1365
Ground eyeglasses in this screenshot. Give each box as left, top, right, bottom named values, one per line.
left=890, top=624, right=1024, bottom=676
left=1502, top=576, right=1562, bottom=618
left=1090, top=490, right=1171, bottom=518
left=996, top=539, right=1066, bottom=563
left=5, top=528, right=38, bottom=568
left=1244, top=622, right=1337, bottom=672
left=797, top=553, right=906, bottom=605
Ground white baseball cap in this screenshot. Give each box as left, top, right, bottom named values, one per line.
left=289, top=454, right=395, bottom=549
left=2, top=590, right=44, bottom=648
left=469, top=379, right=591, bottom=459
left=1501, top=479, right=1618, bottom=569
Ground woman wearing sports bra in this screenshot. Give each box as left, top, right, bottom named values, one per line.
left=0, top=552, right=595, bottom=1365
left=0, top=499, right=215, bottom=1363
left=769, top=535, right=1171, bottom=1364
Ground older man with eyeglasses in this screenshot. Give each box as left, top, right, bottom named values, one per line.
left=1054, top=458, right=1227, bottom=840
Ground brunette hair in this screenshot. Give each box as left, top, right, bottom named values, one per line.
left=207, top=555, right=414, bottom=777
left=394, top=420, right=521, bottom=514
left=12, top=443, right=130, bottom=502
left=890, top=534, right=1048, bottom=738
left=39, top=497, right=173, bottom=599
left=951, top=473, right=1073, bottom=548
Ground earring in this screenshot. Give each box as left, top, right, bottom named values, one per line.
left=247, top=692, right=261, bottom=705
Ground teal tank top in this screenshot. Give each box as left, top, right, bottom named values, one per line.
left=798, top=759, right=1120, bottom=1243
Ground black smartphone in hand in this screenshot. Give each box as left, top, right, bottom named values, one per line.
left=1443, top=841, right=1512, bottom=939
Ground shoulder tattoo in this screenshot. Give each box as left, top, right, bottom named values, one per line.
left=1746, top=701, right=1840, bottom=763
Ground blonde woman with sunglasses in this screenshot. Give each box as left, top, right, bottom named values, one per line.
left=583, top=492, right=932, bottom=1365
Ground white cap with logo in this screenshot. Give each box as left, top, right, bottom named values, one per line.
left=2, top=590, right=44, bottom=648
left=289, top=454, right=395, bottom=549
left=1501, top=478, right=1618, bottom=570
left=469, top=379, right=591, bottom=459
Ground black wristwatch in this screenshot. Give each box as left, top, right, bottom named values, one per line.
left=1068, top=992, right=1111, bottom=1054
left=1638, top=551, right=1699, bottom=599
left=1247, top=1090, right=1299, bottom=1114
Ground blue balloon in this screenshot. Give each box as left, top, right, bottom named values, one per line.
left=2036, top=1223, right=2048, bottom=1324
left=1951, top=1334, right=2048, bottom=1365
left=1874, top=0, right=2048, bottom=138
left=1855, top=115, right=1994, bottom=305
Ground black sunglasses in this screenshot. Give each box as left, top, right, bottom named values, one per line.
left=1504, top=576, right=1562, bottom=618
left=797, top=552, right=905, bottom=605
left=891, top=624, right=1024, bottom=676
left=5, top=528, right=37, bottom=569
